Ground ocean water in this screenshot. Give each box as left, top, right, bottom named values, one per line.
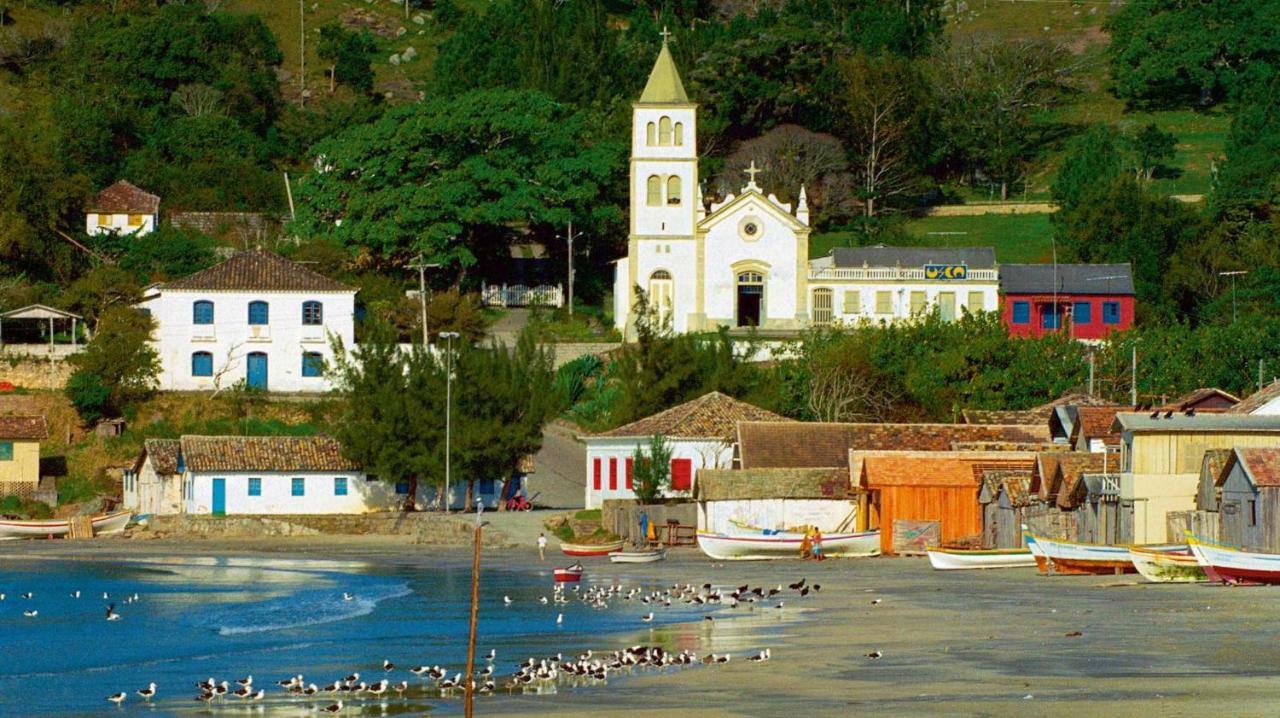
left=0, top=554, right=765, bottom=717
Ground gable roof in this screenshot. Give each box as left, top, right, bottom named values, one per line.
left=638, top=41, right=689, bottom=104
left=180, top=436, right=359, bottom=473
left=161, top=249, right=353, bottom=293
left=1154, top=388, right=1240, bottom=413
left=738, top=421, right=1050, bottom=469
left=999, top=263, right=1134, bottom=295
left=1231, top=447, right=1280, bottom=489
left=1075, top=406, right=1129, bottom=446
left=1228, top=381, right=1280, bottom=415
left=87, top=180, right=160, bottom=214
left=829, top=246, right=996, bottom=270
left=0, top=415, right=48, bottom=440
left=700, top=189, right=807, bottom=232
left=985, top=470, right=1034, bottom=507
left=1054, top=453, right=1109, bottom=510
left=593, top=392, right=791, bottom=441
left=1202, top=448, right=1233, bottom=485
left=133, top=438, right=181, bottom=475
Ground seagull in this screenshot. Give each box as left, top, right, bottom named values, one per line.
left=369, top=679, right=389, bottom=696
left=302, top=684, right=319, bottom=696
left=775, top=602, right=786, bottom=609
left=812, top=584, right=821, bottom=593
left=22, top=610, right=37, bottom=618
left=789, top=579, right=806, bottom=590
left=136, top=683, right=156, bottom=700
left=102, top=592, right=109, bottom=600
left=866, top=650, right=883, bottom=660
left=748, top=649, right=772, bottom=662
left=71, top=590, right=81, bottom=599
left=20, top=592, right=32, bottom=600
left=342, top=592, right=355, bottom=601
left=320, top=701, right=344, bottom=713
left=250, top=689, right=265, bottom=700
left=106, top=604, right=121, bottom=621
left=383, top=659, right=395, bottom=672
left=409, top=666, right=429, bottom=677
left=556, top=613, right=563, bottom=625
left=235, top=675, right=253, bottom=688
left=641, top=612, right=654, bottom=622
left=106, top=692, right=126, bottom=704
left=871, top=598, right=882, bottom=605
left=539, top=596, right=548, bottom=604
left=703, top=615, right=714, bottom=623
left=485, top=649, right=496, bottom=661
left=393, top=680, right=408, bottom=695
left=503, top=596, right=513, bottom=605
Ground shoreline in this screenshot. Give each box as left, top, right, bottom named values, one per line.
left=7, top=539, right=1280, bottom=716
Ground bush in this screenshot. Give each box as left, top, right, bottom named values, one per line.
left=65, top=371, right=111, bottom=424
left=0, top=495, right=53, bottom=519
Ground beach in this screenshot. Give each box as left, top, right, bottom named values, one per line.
left=5, top=537, right=1280, bottom=717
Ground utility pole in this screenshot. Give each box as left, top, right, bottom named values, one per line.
left=463, top=505, right=483, bottom=718
left=1088, top=350, right=1095, bottom=398
left=1219, top=270, right=1248, bottom=322
left=441, top=331, right=460, bottom=513
left=408, top=256, right=440, bottom=346
left=1131, top=341, right=1138, bottom=407
left=299, top=0, right=306, bottom=107
left=559, top=221, right=584, bottom=316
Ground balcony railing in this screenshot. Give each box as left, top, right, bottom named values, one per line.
left=809, top=267, right=999, bottom=282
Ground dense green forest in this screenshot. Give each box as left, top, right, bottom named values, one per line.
left=1, top=0, right=1278, bottom=327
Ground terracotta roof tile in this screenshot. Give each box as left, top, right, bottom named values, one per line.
left=1229, top=382, right=1280, bottom=415
left=1075, top=406, right=1129, bottom=445
left=595, top=392, right=791, bottom=441
left=1054, top=453, right=1109, bottom=510
left=1203, top=448, right=1233, bottom=487
left=87, top=180, right=160, bottom=214
left=139, top=439, right=181, bottom=475
left=739, top=422, right=1049, bottom=469
left=0, top=415, right=48, bottom=440
left=162, top=249, right=353, bottom=292
left=180, top=435, right=358, bottom=473
left=1236, top=447, right=1280, bottom=488
left=982, top=469, right=1034, bottom=507
left=1154, top=388, right=1240, bottom=413
left=961, top=409, right=1046, bottom=425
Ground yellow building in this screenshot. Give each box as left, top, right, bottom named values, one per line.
left=0, top=415, right=47, bottom=499
left=1116, top=413, right=1280, bottom=543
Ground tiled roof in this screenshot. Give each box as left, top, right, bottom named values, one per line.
left=1234, top=447, right=1280, bottom=488
left=695, top=468, right=853, bottom=501
left=1228, top=381, right=1280, bottom=415
left=87, top=180, right=160, bottom=214
left=1075, top=406, right=1129, bottom=445
left=738, top=421, right=1049, bottom=469
left=162, top=249, right=353, bottom=292
left=962, top=409, right=1046, bottom=425
left=983, top=470, right=1035, bottom=507
left=1154, top=388, right=1240, bottom=413
left=1203, top=448, right=1233, bottom=486
left=999, top=263, right=1134, bottom=295
left=140, top=439, right=181, bottom=475
left=829, top=245, right=996, bottom=269
left=595, top=392, right=791, bottom=441
left=180, top=435, right=359, bottom=473
left=1034, top=392, right=1113, bottom=411
left=1055, top=453, right=1109, bottom=510
left=0, top=415, right=47, bottom=440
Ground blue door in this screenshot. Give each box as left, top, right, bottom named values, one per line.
left=246, top=352, right=268, bottom=390
left=211, top=478, right=226, bottom=516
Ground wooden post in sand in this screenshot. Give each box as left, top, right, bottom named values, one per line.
left=463, top=506, right=483, bottom=717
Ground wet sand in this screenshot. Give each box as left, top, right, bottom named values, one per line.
left=7, top=537, right=1280, bottom=717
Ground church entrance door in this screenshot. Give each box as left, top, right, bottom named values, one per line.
left=736, top=271, right=764, bottom=327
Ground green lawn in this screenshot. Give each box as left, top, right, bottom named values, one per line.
left=811, top=213, right=1055, bottom=265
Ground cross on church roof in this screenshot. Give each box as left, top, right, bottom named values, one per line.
left=744, top=160, right=762, bottom=190
left=660, top=26, right=673, bottom=43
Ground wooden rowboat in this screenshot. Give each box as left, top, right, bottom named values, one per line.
left=696, top=530, right=880, bottom=561
left=927, top=547, right=1036, bottom=570
left=0, top=510, right=132, bottom=541
left=609, top=549, right=667, bottom=564
left=559, top=540, right=624, bottom=557
left=1027, top=533, right=1137, bottom=575
left=1187, top=535, right=1280, bottom=585
left=553, top=563, right=584, bottom=582
left=1129, top=545, right=1205, bottom=583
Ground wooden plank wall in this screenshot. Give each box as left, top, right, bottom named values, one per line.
left=878, top=485, right=981, bottom=554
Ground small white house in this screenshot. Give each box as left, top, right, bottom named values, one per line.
left=580, top=392, right=792, bottom=509
left=139, top=249, right=356, bottom=393
left=123, top=438, right=183, bottom=516
left=694, top=468, right=862, bottom=535
left=86, top=180, right=160, bottom=237
left=178, top=435, right=400, bottom=515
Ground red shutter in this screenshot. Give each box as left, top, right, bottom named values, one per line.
left=625, top=458, right=634, bottom=490
left=592, top=458, right=601, bottom=491
left=671, top=458, right=693, bottom=491
left=608, top=457, right=618, bottom=491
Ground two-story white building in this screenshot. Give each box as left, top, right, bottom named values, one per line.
left=140, top=249, right=356, bottom=393
left=86, top=180, right=160, bottom=237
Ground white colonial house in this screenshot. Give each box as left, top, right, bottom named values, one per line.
left=580, top=392, right=792, bottom=509
left=140, top=249, right=356, bottom=393
left=613, top=40, right=999, bottom=336
left=86, top=180, right=160, bottom=237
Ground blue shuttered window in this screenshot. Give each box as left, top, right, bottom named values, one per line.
left=1073, top=302, right=1092, bottom=324
left=291, top=478, right=305, bottom=497
left=1011, top=301, right=1030, bottom=324
left=191, top=352, right=213, bottom=376
left=193, top=301, right=214, bottom=325
left=395, top=481, right=410, bottom=495
left=0, top=442, right=12, bottom=461
left=248, top=478, right=261, bottom=496
left=302, top=352, right=324, bottom=377
left=248, top=301, right=269, bottom=325
left=1103, top=302, right=1121, bottom=325
left=334, top=477, right=348, bottom=496
left=302, top=301, right=323, bottom=325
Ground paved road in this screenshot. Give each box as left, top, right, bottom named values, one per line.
left=486, top=308, right=530, bottom=346
left=529, top=422, right=585, bottom=509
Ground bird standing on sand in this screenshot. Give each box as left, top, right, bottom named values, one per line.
left=383, top=659, right=395, bottom=672
left=106, top=692, right=126, bottom=704
left=866, top=650, right=883, bottom=660
left=136, top=683, right=156, bottom=701
left=320, top=700, right=344, bottom=713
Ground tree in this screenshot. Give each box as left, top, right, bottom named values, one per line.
left=64, top=266, right=141, bottom=331
left=715, top=125, right=855, bottom=226
left=1108, top=1, right=1280, bottom=108
left=65, top=306, right=160, bottom=422
left=1212, top=83, right=1280, bottom=222
left=1128, top=123, right=1177, bottom=183
left=1051, top=125, right=1124, bottom=214
left=317, top=23, right=378, bottom=94
left=840, top=52, right=929, bottom=218
left=631, top=434, right=673, bottom=504
left=291, top=89, right=624, bottom=276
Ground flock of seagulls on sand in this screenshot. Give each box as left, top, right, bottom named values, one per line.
left=12, top=573, right=837, bottom=712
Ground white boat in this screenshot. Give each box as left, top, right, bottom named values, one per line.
left=1187, top=535, right=1280, bottom=585
left=609, top=549, right=667, bottom=564
left=0, top=510, right=132, bottom=540
left=697, top=529, right=881, bottom=561
left=926, top=547, right=1037, bottom=570
left=1129, top=545, right=1205, bottom=583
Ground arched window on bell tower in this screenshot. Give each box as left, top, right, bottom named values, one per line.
left=667, top=176, right=682, bottom=205
left=674, top=122, right=684, bottom=145
left=646, top=176, right=662, bottom=206
left=646, top=122, right=656, bottom=146
left=658, top=116, right=673, bottom=145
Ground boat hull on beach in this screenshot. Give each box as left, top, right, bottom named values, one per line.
left=927, top=547, right=1036, bottom=570
left=1027, top=533, right=1137, bottom=575
left=559, top=541, right=624, bottom=557
left=0, top=510, right=132, bottom=540
left=1187, top=536, right=1280, bottom=585
left=1129, top=546, right=1206, bottom=583
left=696, top=530, right=881, bottom=561
left=553, top=563, right=584, bottom=582
left=609, top=549, right=666, bottom=564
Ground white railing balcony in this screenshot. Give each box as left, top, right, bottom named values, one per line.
left=809, top=267, right=999, bottom=282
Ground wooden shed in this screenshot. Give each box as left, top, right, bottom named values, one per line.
left=1196, top=448, right=1232, bottom=512
left=978, top=469, right=1034, bottom=549
left=1218, top=447, right=1280, bottom=552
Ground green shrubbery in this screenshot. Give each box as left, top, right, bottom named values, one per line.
left=0, top=495, right=53, bottom=519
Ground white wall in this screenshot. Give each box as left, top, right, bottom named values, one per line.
left=699, top=499, right=860, bottom=534
left=613, top=258, right=631, bottom=332
left=632, top=239, right=697, bottom=334
left=148, top=288, right=356, bottom=393
left=184, top=471, right=398, bottom=515
left=86, top=212, right=157, bottom=237
left=1249, top=396, right=1280, bottom=416
left=124, top=458, right=183, bottom=516
left=631, top=106, right=698, bottom=238
left=582, top=437, right=733, bottom=509
left=808, top=281, right=999, bottom=324
left=700, top=196, right=804, bottom=327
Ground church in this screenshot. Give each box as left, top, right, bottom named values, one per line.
left=613, top=39, right=1000, bottom=336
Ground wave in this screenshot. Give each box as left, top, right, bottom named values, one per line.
left=213, top=581, right=412, bottom=636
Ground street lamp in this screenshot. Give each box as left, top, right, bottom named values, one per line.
left=440, top=331, right=460, bottom=513
left=1219, top=270, right=1248, bottom=323
left=557, top=221, right=584, bottom=317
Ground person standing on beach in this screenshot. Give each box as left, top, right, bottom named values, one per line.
left=799, top=527, right=813, bottom=560
left=537, top=532, right=547, bottom=561
left=638, top=510, right=649, bottom=548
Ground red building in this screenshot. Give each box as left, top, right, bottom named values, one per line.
left=1000, top=263, right=1134, bottom=339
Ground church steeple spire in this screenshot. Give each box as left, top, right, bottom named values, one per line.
left=638, top=28, right=689, bottom=105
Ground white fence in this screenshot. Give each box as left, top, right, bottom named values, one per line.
left=482, top=284, right=564, bottom=308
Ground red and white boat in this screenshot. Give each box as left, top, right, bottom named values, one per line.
left=559, top=540, right=624, bottom=557
left=553, top=563, right=584, bottom=583
left=1187, top=535, right=1280, bottom=585
left=0, top=510, right=133, bottom=540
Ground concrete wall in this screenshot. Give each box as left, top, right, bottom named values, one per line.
left=0, top=439, right=40, bottom=489
left=184, top=471, right=399, bottom=515
left=699, top=498, right=858, bottom=534
left=0, top=355, right=73, bottom=390
left=87, top=212, right=156, bottom=236
left=142, top=512, right=511, bottom=546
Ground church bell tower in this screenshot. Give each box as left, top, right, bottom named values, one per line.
left=630, top=31, right=698, bottom=240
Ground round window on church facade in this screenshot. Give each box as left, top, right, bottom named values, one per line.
left=739, top=216, right=763, bottom=241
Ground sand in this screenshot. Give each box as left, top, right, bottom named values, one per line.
left=7, top=536, right=1280, bottom=717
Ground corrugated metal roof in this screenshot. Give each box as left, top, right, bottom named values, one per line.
left=999, top=263, right=1134, bottom=295
left=1116, top=413, right=1280, bottom=433
left=829, top=245, right=996, bottom=269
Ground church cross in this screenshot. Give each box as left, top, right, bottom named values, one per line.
left=744, top=160, right=762, bottom=187
left=660, top=26, right=673, bottom=43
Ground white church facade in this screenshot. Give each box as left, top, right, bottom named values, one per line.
left=614, top=40, right=998, bottom=335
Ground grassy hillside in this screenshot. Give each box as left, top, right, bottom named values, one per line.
left=812, top=213, right=1054, bottom=264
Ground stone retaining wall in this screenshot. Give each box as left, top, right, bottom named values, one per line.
left=0, top=355, right=72, bottom=390
left=550, top=342, right=620, bottom=369
left=140, top=512, right=512, bottom=546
